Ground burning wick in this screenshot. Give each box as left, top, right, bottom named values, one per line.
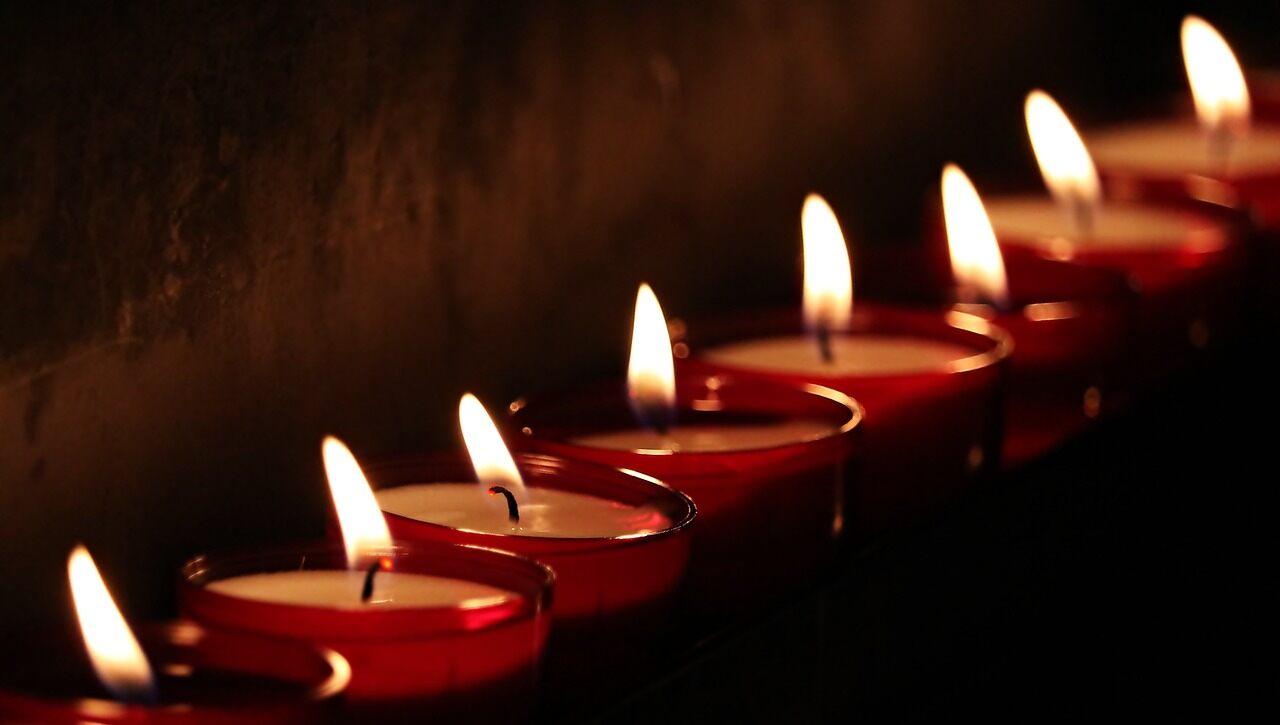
left=360, top=560, right=384, bottom=604
left=1207, top=127, right=1236, bottom=172
left=489, top=486, right=520, bottom=522
left=1067, top=193, right=1095, bottom=240
left=815, top=323, right=834, bottom=364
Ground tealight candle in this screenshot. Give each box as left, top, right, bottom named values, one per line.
left=510, top=285, right=862, bottom=618
left=358, top=394, right=694, bottom=702
left=679, top=195, right=1009, bottom=535
left=941, top=164, right=1136, bottom=466
left=179, top=438, right=553, bottom=720
left=0, top=547, right=349, bottom=724
left=972, top=89, right=1243, bottom=394
left=1088, top=17, right=1280, bottom=229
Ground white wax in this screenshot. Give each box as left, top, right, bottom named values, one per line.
left=984, top=195, right=1215, bottom=252
left=1088, top=120, right=1280, bottom=175
left=206, top=570, right=517, bottom=610
left=698, top=335, right=978, bottom=377
left=569, top=418, right=836, bottom=453
left=377, top=483, right=672, bottom=538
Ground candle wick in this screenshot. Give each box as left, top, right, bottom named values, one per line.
left=815, top=324, right=834, bottom=364
left=1069, top=194, right=1094, bottom=240
left=1208, top=126, right=1234, bottom=172
left=360, top=561, right=380, bottom=603
left=489, top=486, right=520, bottom=523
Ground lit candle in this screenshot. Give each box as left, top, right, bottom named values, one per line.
left=509, top=281, right=862, bottom=616
left=179, top=437, right=554, bottom=718
left=942, top=164, right=1132, bottom=466
left=973, top=88, right=1242, bottom=392
left=362, top=393, right=694, bottom=699
left=0, top=546, right=348, bottom=723
left=677, top=194, right=1009, bottom=535
left=1086, top=16, right=1280, bottom=228
left=206, top=439, right=519, bottom=613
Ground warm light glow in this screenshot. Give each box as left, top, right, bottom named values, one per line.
left=68, top=545, right=156, bottom=704
left=1182, top=15, right=1250, bottom=135
left=322, top=436, right=392, bottom=567
left=1025, top=90, right=1100, bottom=213
left=458, top=393, right=527, bottom=498
left=941, top=164, right=1009, bottom=308
left=627, top=283, right=676, bottom=430
left=801, top=193, right=853, bottom=333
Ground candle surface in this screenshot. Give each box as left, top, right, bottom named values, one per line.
left=1088, top=121, right=1280, bottom=175
left=569, top=418, right=836, bottom=452
left=207, top=570, right=517, bottom=610
left=378, top=484, right=672, bottom=538
left=698, top=334, right=977, bottom=376
left=984, top=195, right=1216, bottom=251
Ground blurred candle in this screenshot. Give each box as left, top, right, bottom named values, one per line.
left=943, top=164, right=1132, bottom=466
left=976, top=89, right=1241, bottom=392
left=1087, top=16, right=1280, bottom=230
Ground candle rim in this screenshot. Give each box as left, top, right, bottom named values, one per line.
left=180, top=541, right=553, bottom=638
left=365, top=451, right=698, bottom=546
left=507, top=375, right=864, bottom=458
left=0, top=621, right=350, bottom=714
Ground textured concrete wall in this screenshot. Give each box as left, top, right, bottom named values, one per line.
left=2, top=2, right=1276, bottom=628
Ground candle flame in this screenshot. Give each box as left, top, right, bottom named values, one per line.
left=1182, top=15, right=1250, bottom=137
left=1025, top=90, right=1101, bottom=216
left=322, top=436, right=392, bottom=567
left=941, top=164, right=1009, bottom=308
left=68, top=545, right=157, bottom=704
left=801, top=193, right=853, bottom=334
left=458, top=393, right=528, bottom=498
left=627, top=283, right=676, bottom=431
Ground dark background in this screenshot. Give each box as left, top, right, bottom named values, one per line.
left=2, top=2, right=1276, bottom=719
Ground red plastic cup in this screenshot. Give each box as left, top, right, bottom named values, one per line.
left=0, top=621, right=349, bottom=724
left=361, top=452, right=694, bottom=694
left=178, top=541, right=552, bottom=721
left=674, top=303, right=1009, bottom=537
left=507, top=375, right=861, bottom=619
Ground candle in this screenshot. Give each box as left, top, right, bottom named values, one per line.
left=941, top=164, right=1134, bottom=466
left=359, top=394, right=694, bottom=702
left=510, top=283, right=862, bottom=618
left=1087, top=17, right=1280, bottom=229
left=0, top=547, right=349, bottom=724
left=678, top=195, right=1009, bottom=535
left=971, top=89, right=1243, bottom=394
left=179, top=437, right=553, bottom=719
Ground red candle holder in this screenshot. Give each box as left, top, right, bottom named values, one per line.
left=178, top=541, right=552, bottom=721
left=507, top=375, right=860, bottom=618
left=673, top=303, right=1009, bottom=538
left=953, top=245, right=1137, bottom=467
left=361, top=452, right=694, bottom=692
left=0, top=621, right=348, bottom=724
left=980, top=198, right=1245, bottom=392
